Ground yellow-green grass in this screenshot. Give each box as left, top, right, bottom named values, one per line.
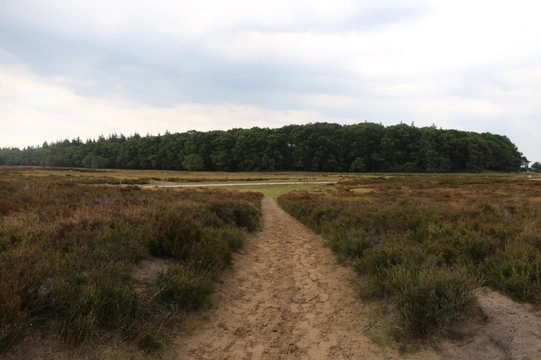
left=218, top=183, right=326, bottom=198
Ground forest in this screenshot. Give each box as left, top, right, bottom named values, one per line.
left=0, top=122, right=526, bottom=173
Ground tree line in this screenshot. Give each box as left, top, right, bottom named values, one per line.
left=0, top=122, right=527, bottom=173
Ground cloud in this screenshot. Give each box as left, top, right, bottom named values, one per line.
left=0, top=64, right=353, bottom=148
left=1, top=0, right=541, bottom=160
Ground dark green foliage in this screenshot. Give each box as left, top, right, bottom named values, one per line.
left=182, top=153, right=205, bottom=171
left=0, top=122, right=525, bottom=173
left=0, top=277, right=27, bottom=352
left=54, top=261, right=134, bottom=344
left=149, top=211, right=203, bottom=259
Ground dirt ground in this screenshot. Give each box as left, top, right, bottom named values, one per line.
left=4, top=198, right=541, bottom=359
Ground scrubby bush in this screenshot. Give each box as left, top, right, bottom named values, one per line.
left=279, top=175, right=541, bottom=341
left=393, top=264, right=480, bottom=338
left=485, top=244, right=541, bottom=302
left=157, top=265, right=215, bottom=310
left=209, top=200, right=261, bottom=231
left=0, top=177, right=262, bottom=355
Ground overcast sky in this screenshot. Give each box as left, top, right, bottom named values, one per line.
left=1, top=0, right=540, bottom=161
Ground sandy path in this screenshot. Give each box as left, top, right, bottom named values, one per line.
left=174, top=198, right=541, bottom=360
left=174, top=197, right=387, bottom=359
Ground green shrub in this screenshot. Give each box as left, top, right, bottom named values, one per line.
left=278, top=178, right=541, bottom=342
left=128, top=309, right=177, bottom=352
left=393, top=264, right=480, bottom=338
left=357, top=245, right=423, bottom=276
left=0, top=177, right=262, bottom=355
left=187, top=233, right=232, bottom=274
left=148, top=212, right=203, bottom=259
left=55, top=261, right=135, bottom=344
left=485, top=244, right=541, bottom=302
left=209, top=200, right=261, bottom=231
left=330, top=230, right=371, bottom=260
left=355, top=245, right=426, bottom=299
left=156, top=265, right=214, bottom=310
left=206, top=227, right=247, bottom=253
left=0, top=226, right=22, bottom=253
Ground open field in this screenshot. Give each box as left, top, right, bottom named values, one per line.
left=4, top=166, right=532, bottom=184
left=3, top=168, right=541, bottom=359
left=0, top=167, right=352, bottom=184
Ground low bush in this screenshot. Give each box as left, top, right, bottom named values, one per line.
left=209, top=200, right=261, bottom=231
left=485, top=244, right=541, bottom=303
left=393, top=264, right=480, bottom=338
left=279, top=175, right=541, bottom=341
left=0, top=177, right=262, bottom=355
left=156, top=265, right=215, bottom=310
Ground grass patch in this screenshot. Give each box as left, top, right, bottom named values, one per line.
left=219, top=183, right=323, bottom=198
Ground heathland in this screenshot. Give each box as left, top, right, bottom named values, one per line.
left=0, top=169, right=262, bottom=356
left=2, top=168, right=541, bottom=359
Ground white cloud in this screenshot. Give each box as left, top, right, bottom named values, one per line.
left=0, top=64, right=343, bottom=148
left=1, top=0, right=541, bottom=160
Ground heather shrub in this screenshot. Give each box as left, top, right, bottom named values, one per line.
left=148, top=211, right=203, bottom=259
left=187, top=232, right=232, bottom=274
left=209, top=200, right=261, bottom=231
left=0, top=226, right=22, bottom=253
left=53, top=261, right=134, bottom=344
left=393, top=264, right=480, bottom=338
left=156, top=265, right=214, bottom=310
left=485, top=244, right=541, bottom=302
left=205, top=226, right=247, bottom=253
left=0, top=274, right=27, bottom=351
left=330, top=228, right=372, bottom=260
left=356, top=245, right=425, bottom=300
left=0, top=177, right=262, bottom=355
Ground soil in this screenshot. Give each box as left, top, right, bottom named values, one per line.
left=4, top=197, right=541, bottom=359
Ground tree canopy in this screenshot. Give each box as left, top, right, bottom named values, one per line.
left=0, top=123, right=525, bottom=173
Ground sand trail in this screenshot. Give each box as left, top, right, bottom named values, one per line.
left=174, top=197, right=541, bottom=360
left=175, top=197, right=386, bottom=359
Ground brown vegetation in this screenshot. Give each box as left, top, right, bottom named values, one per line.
left=0, top=173, right=262, bottom=356
left=278, top=175, right=541, bottom=341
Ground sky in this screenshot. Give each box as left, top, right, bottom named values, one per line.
left=1, top=0, right=540, bottom=161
